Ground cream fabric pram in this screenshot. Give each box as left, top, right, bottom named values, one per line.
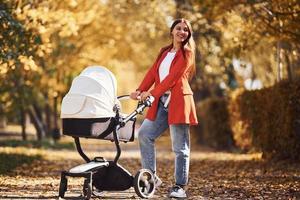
left=58, top=66, right=155, bottom=199
left=61, top=66, right=135, bottom=141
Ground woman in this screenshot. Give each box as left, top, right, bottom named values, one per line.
left=130, top=18, right=198, bottom=198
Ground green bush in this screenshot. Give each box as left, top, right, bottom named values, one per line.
left=0, top=139, right=74, bottom=150
left=228, top=89, right=253, bottom=150
left=0, top=153, right=42, bottom=174
left=192, top=97, right=234, bottom=150
left=229, top=80, right=300, bottom=160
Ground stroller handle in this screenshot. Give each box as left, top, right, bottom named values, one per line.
left=117, top=95, right=131, bottom=101
left=117, top=96, right=154, bottom=128
left=113, top=95, right=154, bottom=163
left=143, top=96, right=155, bottom=107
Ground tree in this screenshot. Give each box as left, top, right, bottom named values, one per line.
left=0, top=1, right=40, bottom=140
left=169, top=0, right=300, bottom=94
left=0, top=0, right=177, bottom=140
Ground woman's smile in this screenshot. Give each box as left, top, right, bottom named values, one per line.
left=176, top=33, right=187, bottom=41
left=172, top=22, right=189, bottom=43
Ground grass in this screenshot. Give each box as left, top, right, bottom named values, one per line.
left=0, top=138, right=74, bottom=175
left=0, top=139, right=75, bottom=150
left=0, top=153, right=42, bottom=174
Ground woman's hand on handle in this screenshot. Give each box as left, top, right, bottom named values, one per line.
left=140, top=91, right=152, bottom=101
left=130, top=90, right=152, bottom=101
left=130, top=91, right=141, bottom=100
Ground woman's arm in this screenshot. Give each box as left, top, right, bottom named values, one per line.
left=137, top=64, right=156, bottom=92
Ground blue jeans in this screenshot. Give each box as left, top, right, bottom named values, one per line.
left=138, top=103, right=190, bottom=186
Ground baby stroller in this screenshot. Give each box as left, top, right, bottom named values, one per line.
left=59, top=66, right=155, bottom=199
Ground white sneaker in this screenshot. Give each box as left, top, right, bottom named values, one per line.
left=168, top=185, right=187, bottom=198
left=154, top=175, right=162, bottom=187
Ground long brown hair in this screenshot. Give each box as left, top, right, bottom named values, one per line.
left=170, top=18, right=196, bottom=79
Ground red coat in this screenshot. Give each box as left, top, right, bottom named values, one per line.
left=137, top=46, right=198, bottom=125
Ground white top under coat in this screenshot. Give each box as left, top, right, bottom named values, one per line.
left=159, top=51, right=176, bottom=82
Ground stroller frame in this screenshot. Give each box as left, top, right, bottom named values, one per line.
left=58, top=96, right=156, bottom=199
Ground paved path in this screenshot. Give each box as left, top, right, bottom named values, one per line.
left=0, top=136, right=300, bottom=199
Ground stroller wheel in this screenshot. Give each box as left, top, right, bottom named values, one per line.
left=59, top=176, right=68, bottom=198
left=83, top=179, right=92, bottom=200
left=134, top=169, right=155, bottom=199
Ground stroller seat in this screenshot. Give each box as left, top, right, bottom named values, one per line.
left=62, top=116, right=135, bottom=142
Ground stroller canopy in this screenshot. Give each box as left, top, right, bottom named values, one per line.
left=61, top=66, right=118, bottom=118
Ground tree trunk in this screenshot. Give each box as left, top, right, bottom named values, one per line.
left=45, top=102, right=52, bottom=137
left=0, top=104, right=6, bottom=129
left=285, top=50, right=293, bottom=82
left=20, top=108, right=27, bottom=141
left=52, top=95, right=61, bottom=141
left=276, top=41, right=283, bottom=81
left=0, top=116, right=6, bottom=129
left=54, top=96, right=59, bottom=128
left=28, top=105, right=46, bottom=141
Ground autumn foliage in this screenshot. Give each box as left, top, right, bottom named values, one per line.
left=193, top=97, right=234, bottom=150
left=229, top=80, right=300, bottom=160
left=0, top=0, right=175, bottom=139
left=0, top=0, right=299, bottom=163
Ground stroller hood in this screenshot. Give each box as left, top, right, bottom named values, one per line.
left=61, top=66, right=119, bottom=118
